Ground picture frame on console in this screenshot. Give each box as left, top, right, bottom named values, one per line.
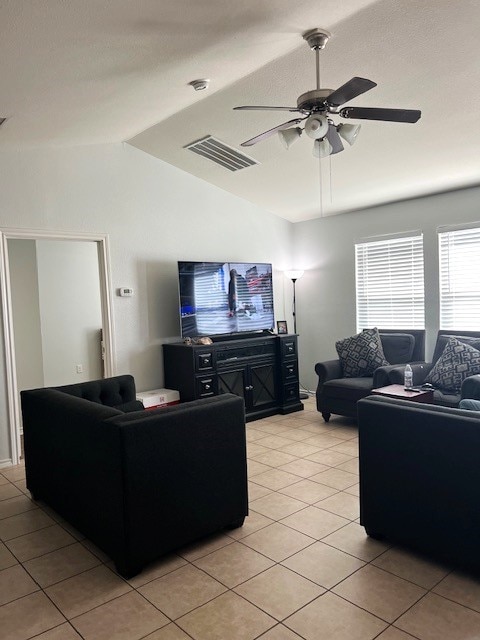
left=277, top=320, right=288, bottom=334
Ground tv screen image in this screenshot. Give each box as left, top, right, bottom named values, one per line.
left=178, top=261, right=274, bottom=338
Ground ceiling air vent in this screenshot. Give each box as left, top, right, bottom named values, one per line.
left=184, top=135, right=259, bottom=172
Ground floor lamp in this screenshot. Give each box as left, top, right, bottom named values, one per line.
left=284, top=270, right=309, bottom=399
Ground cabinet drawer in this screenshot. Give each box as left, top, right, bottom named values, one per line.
left=283, top=361, right=298, bottom=381
left=282, top=340, right=297, bottom=358
left=196, top=376, right=217, bottom=397
left=196, top=352, right=214, bottom=371
left=283, top=383, right=299, bottom=403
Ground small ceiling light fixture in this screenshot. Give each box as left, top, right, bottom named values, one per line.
left=189, top=79, right=210, bottom=91
left=278, top=127, right=302, bottom=149
left=313, top=138, right=333, bottom=158
left=337, top=123, right=361, bottom=145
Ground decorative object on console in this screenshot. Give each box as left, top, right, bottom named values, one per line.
left=335, top=327, right=389, bottom=378
left=424, top=337, right=480, bottom=393
left=277, top=320, right=288, bottom=334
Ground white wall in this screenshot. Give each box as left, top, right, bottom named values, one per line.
left=0, top=142, right=294, bottom=463
left=36, top=240, right=102, bottom=385
left=292, top=186, right=480, bottom=392
left=8, top=239, right=44, bottom=392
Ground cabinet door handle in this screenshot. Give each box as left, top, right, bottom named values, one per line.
left=245, top=385, right=254, bottom=391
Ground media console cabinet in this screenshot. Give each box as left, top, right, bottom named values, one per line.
left=163, top=334, right=304, bottom=421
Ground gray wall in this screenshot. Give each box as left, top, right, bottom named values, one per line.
left=36, top=240, right=102, bottom=385
left=0, top=142, right=294, bottom=463
left=8, top=239, right=44, bottom=392
left=292, top=186, right=480, bottom=391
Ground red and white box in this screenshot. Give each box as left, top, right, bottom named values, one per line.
left=136, top=388, right=180, bottom=410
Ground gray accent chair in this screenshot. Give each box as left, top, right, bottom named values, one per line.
left=315, top=329, right=425, bottom=422
left=358, top=395, right=480, bottom=572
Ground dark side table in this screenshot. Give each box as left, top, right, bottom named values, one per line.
left=371, top=384, right=434, bottom=404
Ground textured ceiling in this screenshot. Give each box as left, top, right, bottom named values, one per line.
left=1, top=0, right=479, bottom=222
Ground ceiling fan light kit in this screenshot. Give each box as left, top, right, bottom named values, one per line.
left=234, top=28, right=421, bottom=157
left=278, top=127, right=302, bottom=149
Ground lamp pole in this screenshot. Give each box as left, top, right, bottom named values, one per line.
left=284, top=270, right=304, bottom=335
left=291, top=277, right=298, bottom=334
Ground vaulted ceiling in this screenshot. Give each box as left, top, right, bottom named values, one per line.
left=1, top=0, right=479, bottom=221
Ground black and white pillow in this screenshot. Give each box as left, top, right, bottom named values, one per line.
left=335, top=328, right=389, bottom=378
left=425, top=337, right=480, bottom=393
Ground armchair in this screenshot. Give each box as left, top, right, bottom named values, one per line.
left=358, top=395, right=480, bottom=571
left=315, top=329, right=425, bottom=421
left=21, top=376, right=248, bottom=578
left=387, top=330, right=480, bottom=407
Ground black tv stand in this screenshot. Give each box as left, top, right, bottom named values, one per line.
left=163, top=334, right=303, bottom=421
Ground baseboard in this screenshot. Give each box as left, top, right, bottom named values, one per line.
left=0, top=458, right=14, bottom=469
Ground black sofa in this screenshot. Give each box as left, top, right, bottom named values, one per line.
left=21, top=375, right=248, bottom=578
left=387, top=330, right=480, bottom=407
left=315, top=329, right=425, bottom=421
left=358, top=395, right=480, bottom=572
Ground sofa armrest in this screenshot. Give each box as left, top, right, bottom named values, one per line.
left=461, top=374, right=480, bottom=401
left=387, top=362, right=432, bottom=386
left=315, top=359, right=342, bottom=385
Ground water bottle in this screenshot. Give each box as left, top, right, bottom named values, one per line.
left=404, top=364, right=413, bottom=389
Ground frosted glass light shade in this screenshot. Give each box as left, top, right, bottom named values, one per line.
left=305, top=114, right=329, bottom=140
left=278, top=127, right=302, bottom=149
left=285, top=270, right=304, bottom=281
left=337, top=123, right=361, bottom=145
left=312, top=138, right=332, bottom=158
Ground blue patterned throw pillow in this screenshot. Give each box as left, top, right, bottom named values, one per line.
left=335, top=328, right=389, bottom=378
left=425, top=337, right=480, bottom=393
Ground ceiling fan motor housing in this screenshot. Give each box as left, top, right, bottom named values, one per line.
left=297, top=89, right=333, bottom=112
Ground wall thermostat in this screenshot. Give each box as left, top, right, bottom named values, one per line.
left=118, top=287, right=134, bottom=297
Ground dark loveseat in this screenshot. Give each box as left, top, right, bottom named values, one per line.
left=315, top=329, right=425, bottom=421
left=386, top=330, right=480, bottom=407
left=358, top=395, right=480, bottom=572
left=21, top=375, right=248, bottom=578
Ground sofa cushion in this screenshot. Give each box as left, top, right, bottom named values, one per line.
left=426, top=337, right=480, bottom=393
left=432, top=334, right=480, bottom=365
left=323, top=376, right=374, bottom=401
left=335, top=328, right=389, bottom=377
left=379, top=333, right=415, bottom=365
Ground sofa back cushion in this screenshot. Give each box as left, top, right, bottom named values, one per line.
left=53, top=375, right=138, bottom=410
left=432, top=331, right=480, bottom=364
left=379, top=333, right=415, bottom=365
left=335, top=328, right=389, bottom=377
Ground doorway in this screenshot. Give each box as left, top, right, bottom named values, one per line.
left=0, top=229, right=115, bottom=465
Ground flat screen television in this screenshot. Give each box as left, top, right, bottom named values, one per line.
left=178, top=261, right=274, bottom=338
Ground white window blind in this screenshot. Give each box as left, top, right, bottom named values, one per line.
left=356, top=234, right=425, bottom=331
left=439, top=226, right=480, bottom=329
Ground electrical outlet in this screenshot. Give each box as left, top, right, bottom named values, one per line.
left=76, top=364, right=83, bottom=374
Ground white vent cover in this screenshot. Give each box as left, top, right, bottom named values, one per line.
left=184, top=135, right=259, bottom=172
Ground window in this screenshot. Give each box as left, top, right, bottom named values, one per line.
left=356, top=234, right=425, bottom=331
left=439, top=226, right=480, bottom=329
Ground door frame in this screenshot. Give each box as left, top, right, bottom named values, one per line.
left=0, top=228, right=115, bottom=466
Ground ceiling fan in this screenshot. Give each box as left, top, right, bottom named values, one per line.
left=234, top=28, right=421, bottom=157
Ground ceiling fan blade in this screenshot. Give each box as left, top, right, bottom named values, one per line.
left=240, top=118, right=305, bottom=147
left=327, top=77, right=377, bottom=107
left=325, top=124, right=344, bottom=155
left=339, top=107, right=421, bottom=123
left=234, top=106, right=303, bottom=112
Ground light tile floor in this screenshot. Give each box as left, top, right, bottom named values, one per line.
left=1, top=398, right=480, bottom=639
